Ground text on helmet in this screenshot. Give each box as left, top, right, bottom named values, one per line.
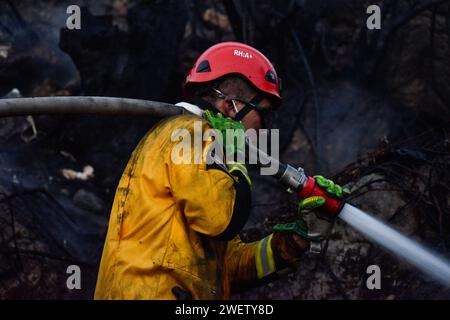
left=234, top=50, right=253, bottom=59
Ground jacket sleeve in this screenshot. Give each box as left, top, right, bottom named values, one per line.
left=168, top=117, right=252, bottom=239
left=224, top=234, right=280, bottom=293
left=170, top=159, right=238, bottom=237
left=223, top=236, right=258, bottom=292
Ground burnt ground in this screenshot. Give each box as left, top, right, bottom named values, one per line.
left=0, top=0, right=449, bottom=299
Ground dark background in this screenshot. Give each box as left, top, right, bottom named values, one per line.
left=0, top=0, right=449, bottom=299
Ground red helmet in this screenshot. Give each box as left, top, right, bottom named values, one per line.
left=184, top=42, right=282, bottom=105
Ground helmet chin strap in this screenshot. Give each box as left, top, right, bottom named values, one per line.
left=233, top=93, right=264, bottom=121
left=192, top=88, right=264, bottom=123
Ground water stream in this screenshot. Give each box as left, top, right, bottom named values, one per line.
left=339, top=203, right=450, bottom=287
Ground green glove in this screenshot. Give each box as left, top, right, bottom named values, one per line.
left=274, top=177, right=350, bottom=242
left=312, top=175, right=350, bottom=199
left=204, top=110, right=245, bottom=157
left=273, top=197, right=323, bottom=242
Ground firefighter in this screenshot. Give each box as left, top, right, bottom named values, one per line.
left=94, top=42, right=347, bottom=299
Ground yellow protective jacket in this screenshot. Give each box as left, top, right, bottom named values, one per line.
left=94, top=114, right=276, bottom=300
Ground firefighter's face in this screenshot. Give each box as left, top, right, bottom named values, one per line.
left=214, top=93, right=274, bottom=130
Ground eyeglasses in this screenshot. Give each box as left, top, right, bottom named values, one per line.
left=212, top=88, right=277, bottom=128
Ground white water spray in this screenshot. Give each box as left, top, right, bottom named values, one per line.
left=339, top=203, right=450, bottom=287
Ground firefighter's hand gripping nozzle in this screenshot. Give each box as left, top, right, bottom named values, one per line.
left=276, top=164, right=349, bottom=218
left=274, top=164, right=350, bottom=253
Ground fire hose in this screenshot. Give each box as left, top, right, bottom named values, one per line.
left=1, top=96, right=450, bottom=287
